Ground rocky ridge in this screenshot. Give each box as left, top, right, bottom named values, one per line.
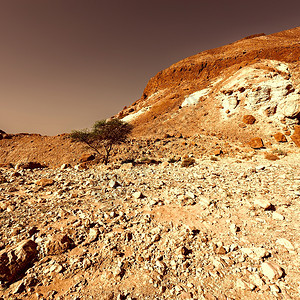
left=116, top=27, right=300, bottom=147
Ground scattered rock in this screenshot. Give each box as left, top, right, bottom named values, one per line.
left=109, top=179, right=120, bottom=188
left=214, top=149, right=223, bottom=156
left=272, top=212, right=285, bottom=220
left=181, top=157, right=195, bottom=167
left=82, top=228, right=99, bottom=246
left=0, top=175, right=7, bottom=183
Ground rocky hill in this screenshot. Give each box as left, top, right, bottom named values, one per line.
left=116, top=27, right=300, bottom=149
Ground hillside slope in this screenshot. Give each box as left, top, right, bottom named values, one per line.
left=116, top=27, right=300, bottom=147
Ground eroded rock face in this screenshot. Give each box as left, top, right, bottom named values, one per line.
left=115, top=27, right=300, bottom=147
left=0, top=239, right=38, bottom=283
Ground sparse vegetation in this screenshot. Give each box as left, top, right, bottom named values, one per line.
left=181, top=157, right=195, bottom=167
left=70, top=119, right=133, bottom=165
left=167, top=157, right=178, bottom=163
left=272, top=149, right=287, bottom=156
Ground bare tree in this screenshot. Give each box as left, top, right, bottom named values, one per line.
left=70, top=119, right=133, bottom=164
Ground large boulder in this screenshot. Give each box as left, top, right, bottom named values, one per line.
left=0, top=239, right=38, bottom=283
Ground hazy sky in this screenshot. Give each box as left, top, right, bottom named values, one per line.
left=1, top=0, right=299, bottom=135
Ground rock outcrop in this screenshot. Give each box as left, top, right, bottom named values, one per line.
left=0, top=239, right=38, bottom=283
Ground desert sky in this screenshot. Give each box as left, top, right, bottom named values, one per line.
left=0, top=0, right=299, bottom=135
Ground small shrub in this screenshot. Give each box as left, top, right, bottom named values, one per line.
left=69, top=119, right=132, bottom=165
left=168, top=157, right=178, bottom=163
left=181, top=157, right=195, bottom=167
left=272, top=149, right=287, bottom=156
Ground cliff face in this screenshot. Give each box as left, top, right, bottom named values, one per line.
left=116, top=27, right=300, bottom=146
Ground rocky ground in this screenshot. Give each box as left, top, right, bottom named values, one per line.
left=0, top=150, right=300, bottom=299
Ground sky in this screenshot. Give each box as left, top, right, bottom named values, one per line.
left=0, top=0, right=299, bottom=135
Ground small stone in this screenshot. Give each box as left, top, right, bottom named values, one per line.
left=151, top=234, right=161, bottom=243
left=160, top=161, right=169, bottom=168
left=264, top=153, right=280, bottom=161
left=179, top=246, right=190, bottom=256
left=83, top=228, right=99, bottom=246
left=230, top=244, right=239, bottom=252
left=0, top=175, right=7, bottom=184
left=249, top=274, right=265, bottom=288
left=36, top=178, right=55, bottom=187
left=214, top=245, right=227, bottom=255
left=275, top=238, right=294, bottom=250
left=261, top=262, right=284, bottom=281
left=60, top=163, right=71, bottom=169
left=229, top=223, right=240, bottom=234
left=180, top=291, right=193, bottom=299
left=236, top=279, right=255, bottom=290
left=272, top=212, right=285, bottom=220
left=214, top=149, right=222, bottom=156
left=133, top=191, right=144, bottom=199
left=254, top=198, right=273, bottom=210
left=270, top=284, right=281, bottom=294
left=291, top=125, right=300, bottom=147
left=108, top=180, right=120, bottom=188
